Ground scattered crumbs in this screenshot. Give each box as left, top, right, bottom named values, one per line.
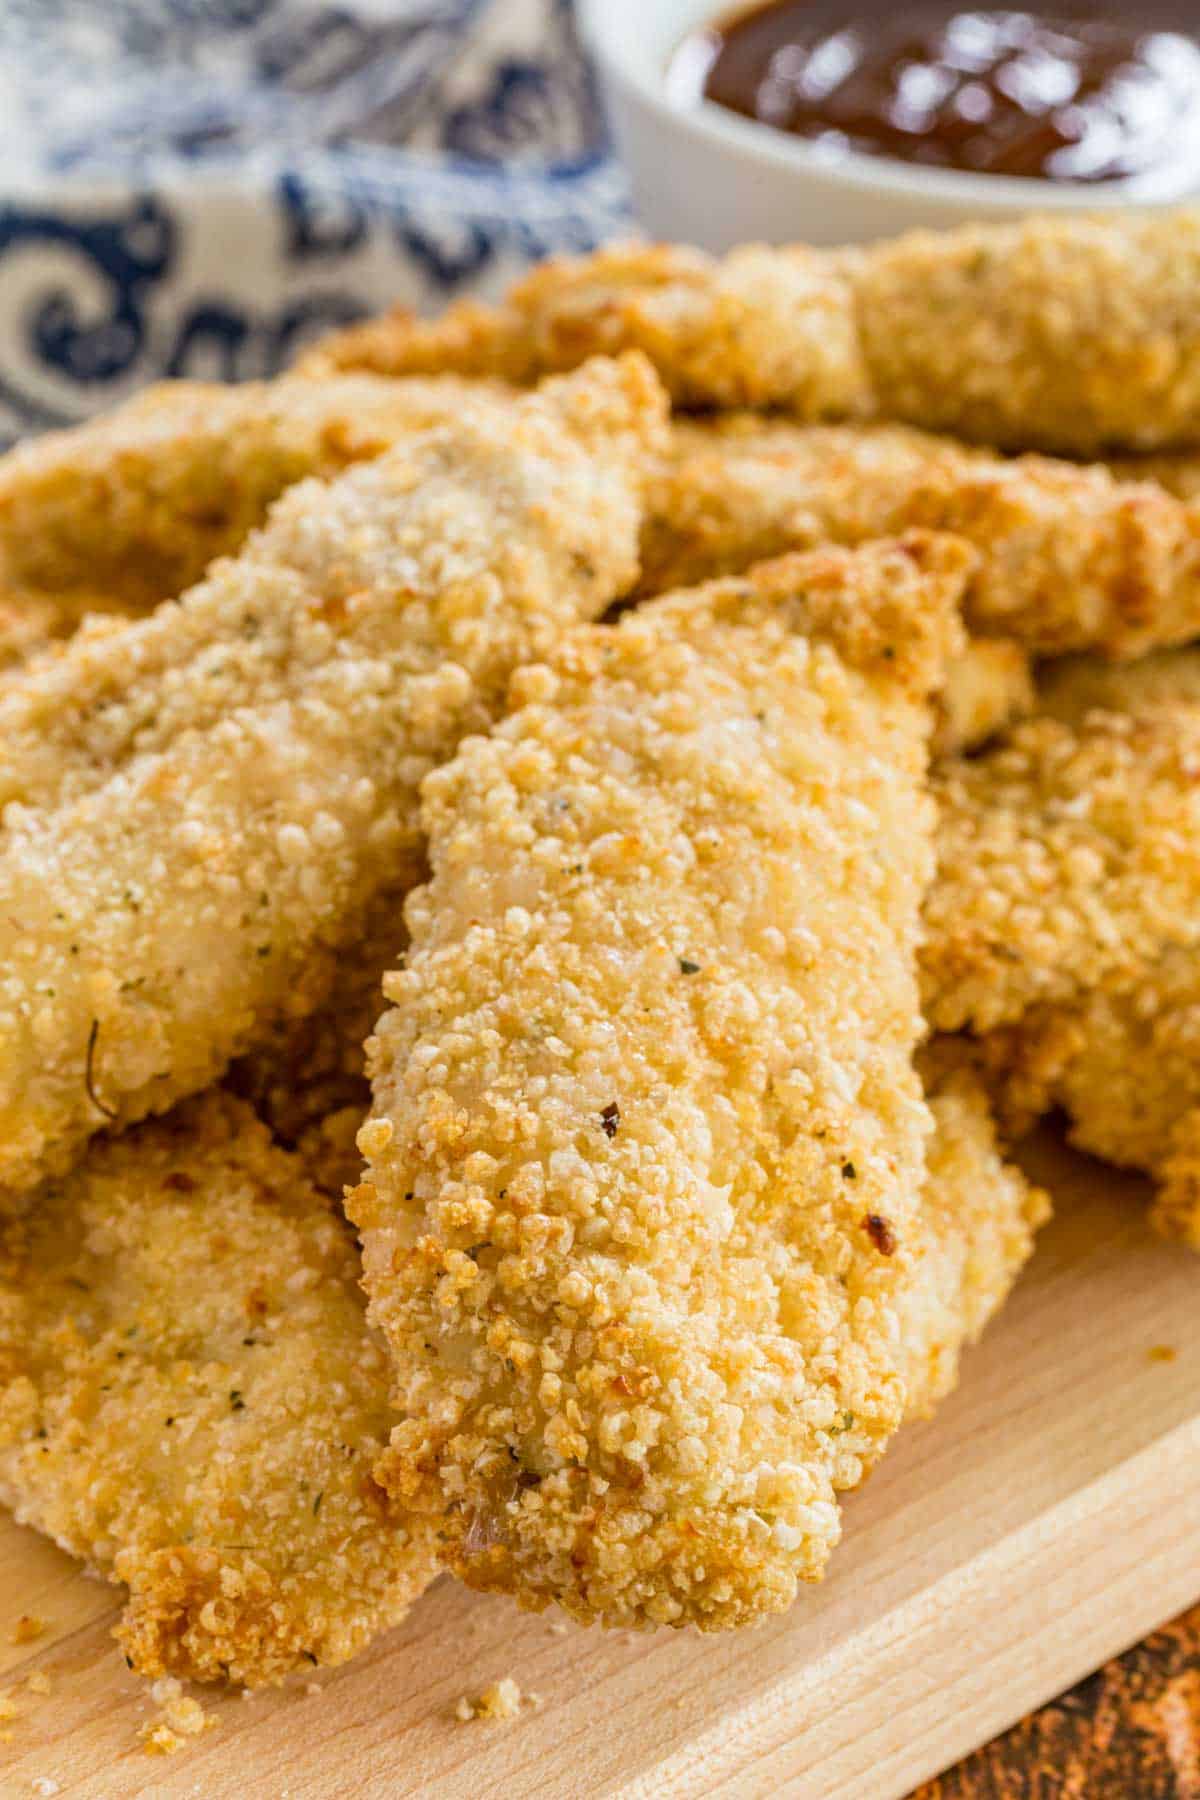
left=549, top=1621, right=569, bottom=1637
left=305, top=1682, right=322, bottom=1697
left=139, top=1677, right=216, bottom=1756
left=26, top=1672, right=51, bottom=1697
left=31, top=1779, right=60, bottom=1797
left=10, top=1615, right=47, bottom=1646
left=455, top=1677, right=525, bottom=1722
left=1148, top=1344, right=1178, bottom=1363
left=0, top=1689, right=19, bottom=1724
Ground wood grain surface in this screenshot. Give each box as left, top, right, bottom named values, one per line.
left=1, top=1132, right=1198, bottom=1799
left=919, top=1602, right=1200, bottom=1799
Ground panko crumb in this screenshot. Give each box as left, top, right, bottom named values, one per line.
left=26, top=1672, right=51, bottom=1697
left=30, top=1779, right=60, bottom=1797
left=10, top=1615, right=47, bottom=1645
left=139, top=1677, right=216, bottom=1755
left=455, top=1678, right=528, bottom=1723
left=1148, top=1345, right=1179, bottom=1363
left=0, top=1689, right=19, bottom=1723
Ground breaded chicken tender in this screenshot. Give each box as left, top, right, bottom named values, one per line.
left=854, top=212, right=1200, bottom=454
left=0, top=355, right=667, bottom=1197
left=305, top=213, right=1200, bottom=454
left=352, top=534, right=970, bottom=1631
left=646, top=417, right=1200, bottom=660
left=0, top=1091, right=435, bottom=1686
left=922, top=709, right=1200, bottom=1034
left=0, top=373, right=499, bottom=617
left=301, top=241, right=871, bottom=418
left=903, top=1053, right=1050, bottom=1417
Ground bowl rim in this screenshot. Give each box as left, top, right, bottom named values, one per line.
left=578, top=0, right=1179, bottom=212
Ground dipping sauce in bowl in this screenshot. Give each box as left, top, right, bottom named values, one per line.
left=669, top=1, right=1200, bottom=191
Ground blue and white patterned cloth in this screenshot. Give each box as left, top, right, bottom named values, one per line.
left=0, top=0, right=629, bottom=442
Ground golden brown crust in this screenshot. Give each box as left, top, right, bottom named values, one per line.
left=927, top=667, right=1200, bottom=1247
left=353, top=535, right=969, bottom=1631
left=307, top=214, right=1200, bottom=454
left=0, top=1092, right=435, bottom=1686
left=0, top=356, right=667, bottom=1196
left=645, top=416, right=1200, bottom=659
left=0, top=373, right=502, bottom=613
left=300, top=241, right=871, bottom=418
left=923, top=710, right=1200, bottom=1033
left=855, top=212, right=1200, bottom=453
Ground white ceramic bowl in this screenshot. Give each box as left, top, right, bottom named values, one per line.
left=579, top=0, right=1179, bottom=250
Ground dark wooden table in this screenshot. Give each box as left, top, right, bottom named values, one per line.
left=914, top=1603, right=1200, bottom=1797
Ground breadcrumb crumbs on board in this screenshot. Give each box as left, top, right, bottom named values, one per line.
left=10, top=1615, right=47, bottom=1645
left=138, top=1677, right=216, bottom=1755
left=30, top=1780, right=60, bottom=1797
left=455, top=1678, right=540, bottom=1723
left=26, top=1672, right=51, bottom=1696
left=1148, top=1345, right=1179, bottom=1363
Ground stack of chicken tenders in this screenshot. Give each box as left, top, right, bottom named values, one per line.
left=4, top=209, right=1200, bottom=1687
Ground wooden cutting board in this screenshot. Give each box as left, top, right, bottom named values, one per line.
left=2, top=1133, right=1199, bottom=1800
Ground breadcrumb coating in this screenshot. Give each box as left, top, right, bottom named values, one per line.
left=0, top=355, right=667, bottom=1196
left=305, top=213, right=1200, bottom=453
left=855, top=211, right=1200, bottom=454
left=903, top=1053, right=1050, bottom=1418
left=300, top=241, right=870, bottom=418
left=923, top=710, right=1200, bottom=1033
left=929, top=658, right=1200, bottom=1247
left=352, top=534, right=970, bottom=1630
left=0, top=374, right=499, bottom=615
left=645, top=416, right=1200, bottom=660
left=0, top=1092, right=435, bottom=1687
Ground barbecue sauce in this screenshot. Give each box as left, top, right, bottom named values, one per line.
left=670, top=1, right=1200, bottom=189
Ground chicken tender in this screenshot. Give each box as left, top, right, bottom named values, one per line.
left=352, top=534, right=970, bottom=1631
left=0, top=1091, right=435, bottom=1686
left=0, top=355, right=667, bottom=1197
left=923, top=710, right=1200, bottom=1034
left=301, top=241, right=870, bottom=418
left=305, top=213, right=1200, bottom=454
left=645, top=417, right=1200, bottom=661
left=0, top=373, right=499, bottom=617
left=903, top=1053, right=1050, bottom=1417
left=854, top=212, right=1200, bottom=454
